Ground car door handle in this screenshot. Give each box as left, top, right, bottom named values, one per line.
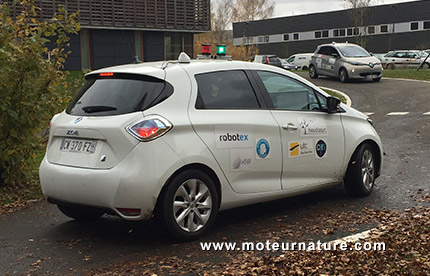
left=282, top=124, right=298, bottom=131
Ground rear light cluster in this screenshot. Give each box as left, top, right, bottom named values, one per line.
left=126, top=115, right=172, bottom=142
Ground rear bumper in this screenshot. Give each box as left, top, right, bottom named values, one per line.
left=39, top=138, right=184, bottom=220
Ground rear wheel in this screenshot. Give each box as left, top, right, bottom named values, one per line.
left=422, top=63, right=430, bottom=69
left=309, top=65, right=318, bottom=78
left=344, top=143, right=376, bottom=197
left=302, top=66, right=308, bottom=70
left=339, top=68, right=349, bottom=83
left=57, top=205, right=104, bottom=221
left=160, top=169, right=218, bottom=241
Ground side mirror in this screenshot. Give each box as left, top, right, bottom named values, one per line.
left=326, top=96, right=341, bottom=113
left=370, top=52, right=374, bottom=56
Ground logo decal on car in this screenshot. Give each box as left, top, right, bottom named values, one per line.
left=215, top=127, right=253, bottom=149
left=256, top=138, right=270, bottom=159
left=299, top=118, right=327, bottom=137
left=316, top=140, right=327, bottom=158
left=289, top=140, right=314, bottom=158
left=230, top=149, right=253, bottom=171
left=74, top=117, right=83, bottom=124
left=369, top=62, right=374, bottom=68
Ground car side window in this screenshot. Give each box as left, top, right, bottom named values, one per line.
left=317, top=46, right=329, bottom=55
left=195, top=70, right=260, bottom=109
left=257, top=71, right=322, bottom=111
left=328, top=47, right=340, bottom=56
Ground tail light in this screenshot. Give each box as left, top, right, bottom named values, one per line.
left=266, top=57, right=270, bottom=64
left=126, top=115, right=172, bottom=142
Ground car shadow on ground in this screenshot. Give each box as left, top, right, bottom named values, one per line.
left=47, top=183, right=367, bottom=248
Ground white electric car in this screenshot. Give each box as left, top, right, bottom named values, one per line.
left=40, top=53, right=383, bottom=240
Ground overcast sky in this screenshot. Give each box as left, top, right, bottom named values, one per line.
left=212, top=0, right=421, bottom=18
left=270, top=0, right=421, bottom=18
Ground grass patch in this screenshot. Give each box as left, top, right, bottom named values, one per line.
left=322, top=88, right=348, bottom=104
left=383, top=69, right=430, bottom=81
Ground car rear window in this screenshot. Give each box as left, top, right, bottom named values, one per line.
left=66, top=73, right=173, bottom=116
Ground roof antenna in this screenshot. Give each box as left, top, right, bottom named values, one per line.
left=133, top=56, right=143, bottom=64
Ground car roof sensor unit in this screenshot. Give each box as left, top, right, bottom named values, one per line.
left=178, top=52, right=191, bottom=64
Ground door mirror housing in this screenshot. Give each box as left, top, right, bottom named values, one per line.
left=326, top=96, right=341, bottom=113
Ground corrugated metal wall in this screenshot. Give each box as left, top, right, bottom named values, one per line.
left=4, top=0, right=210, bottom=32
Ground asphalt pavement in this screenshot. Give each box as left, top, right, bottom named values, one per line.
left=1, top=74, right=429, bottom=275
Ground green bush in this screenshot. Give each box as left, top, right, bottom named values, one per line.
left=0, top=0, right=80, bottom=185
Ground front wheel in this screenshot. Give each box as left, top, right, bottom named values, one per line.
left=339, top=68, right=349, bottom=83
left=309, top=65, right=318, bottom=78
left=160, top=170, right=219, bottom=241
left=344, top=143, right=376, bottom=197
left=422, top=63, right=430, bottom=69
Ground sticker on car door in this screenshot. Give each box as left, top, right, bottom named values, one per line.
left=298, top=118, right=327, bottom=136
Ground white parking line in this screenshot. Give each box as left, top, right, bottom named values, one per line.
left=363, top=112, right=374, bottom=116
left=330, top=228, right=376, bottom=244
left=424, top=112, right=430, bottom=115
left=386, top=112, right=409, bottom=116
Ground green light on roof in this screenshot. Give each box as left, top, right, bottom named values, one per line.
left=217, top=45, right=226, bottom=55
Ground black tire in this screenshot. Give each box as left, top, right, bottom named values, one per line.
left=344, top=143, right=376, bottom=197
left=57, top=204, right=104, bottom=221
left=422, top=63, right=430, bottom=69
left=339, top=68, right=349, bottom=83
left=372, top=77, right=381, bottom=82
left=309, top=65, right=318, bottom=78
left=160, top=169, right=219, bottom=241
left=302, top=66, right=308, bottom=70
left=386, top=63, right=395, bottom=70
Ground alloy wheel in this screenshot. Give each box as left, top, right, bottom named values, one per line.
left=361, top=149, right=375, bottom=191
left=173, top=179, right=213, bottom=232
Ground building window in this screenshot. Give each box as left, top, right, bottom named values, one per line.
left=264, top=35, right=270, bottom=43
left=339, top=29, right=345, bottom=36
left=283, top=34, right=289, bottom=41
left=424, top=21, right=430, bottom=29
left=315, top=31, right=322, bottom=38
left=293, top=33, right=299, bottom=40
left=333, top=29, right=339, bottom=37
left=258, top=36, right=264, bottom=43
left=410, top=22, right=419, bottom=30
left=380, top=25, right=388, bottom=33
left=322, top=30, right=329, bottom=38
left=367, top=26, right=375, bottom=34
left=347, top=28, right=354, bottom=36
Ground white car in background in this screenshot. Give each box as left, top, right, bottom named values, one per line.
left=286, top=53, right=313, bottom=70
left=382, top=50, right=430, bottom=69
left=40, top=53, right=383, bottom=240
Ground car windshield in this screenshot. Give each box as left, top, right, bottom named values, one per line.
left=337, top=45, right=371, bottom=57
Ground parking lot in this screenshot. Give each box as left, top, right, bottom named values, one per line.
left=1, top=73, right=429, bottom=275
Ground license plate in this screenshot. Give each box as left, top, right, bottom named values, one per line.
left=60, top=138, right=97, bottom=153
left=367, top=75, right=376, bottom=79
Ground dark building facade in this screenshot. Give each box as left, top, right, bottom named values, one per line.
left=5, top=0, right=210, bottom=70
left=233, top=0, right=430, bottom=58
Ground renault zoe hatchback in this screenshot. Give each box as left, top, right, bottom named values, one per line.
left=40, top=53, right=383, bottom=240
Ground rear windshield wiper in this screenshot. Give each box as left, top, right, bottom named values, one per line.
left=82, top=105, right=118, bottom=113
